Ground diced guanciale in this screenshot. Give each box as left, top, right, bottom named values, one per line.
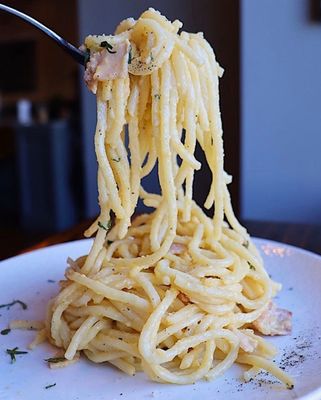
left=178, top=292, right=190, bottom=305
left=253, top=301, right=292, bottom=336
left=169, top=243, right=186, bottom=255
left=84, top=41, right=130, bottom=93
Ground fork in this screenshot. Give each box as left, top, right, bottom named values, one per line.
left=0, top=3, right=85, bottom=65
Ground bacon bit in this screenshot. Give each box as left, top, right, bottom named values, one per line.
left=253, top=301, right=292, bottom=336
left=169, top=243, right=186, bottom=255
left=178, top=292, right=190, bottom=305
left=84, top=40, right=130, bottom=93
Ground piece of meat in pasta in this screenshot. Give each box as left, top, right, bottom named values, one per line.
left=253, top=301, right=292, bottom=336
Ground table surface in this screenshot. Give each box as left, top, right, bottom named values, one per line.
left=22, top=218, right=321, bottom=256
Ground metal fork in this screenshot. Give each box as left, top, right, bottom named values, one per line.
left=0, top=3, right=85, bottom=65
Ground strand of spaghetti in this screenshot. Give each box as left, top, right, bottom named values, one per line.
left=84, top=349, right=128, bottom=363
left=151, top=340, right=215, bottom=384
left=205, top=334, right=239, bottom=380
left=138, top=75, right=151, bottom=121
left=50, top=283, right=80, bottom=332
left=107, top=78, right=129, bottom=145
left=66, top=270, right=150, bottom=311
left=109, top=359, right=136, bottom=375
left=223, top=184, right=248, bottom=237
left=131, top=271, right=161, bottom=307
left=237, top=354, right=294, bottom=388
left=156, top=312, right=204, bottom=344
left=94, top=334, right=140, bottom=357
left=150, top=203, right=167, bottom=251
left=171, top=135, right=201, bottom=170
left=141, top=140, right=157, bottom=177
left=128, top=102, right=141, bottom=216
left=95, top=98, right=124, bottom=218
left=198, top=41, right=224, bottom=239
left=67, top=304, right=129, bottom=325
left=84, top=169, right=109, bottom=238
left=107, top=139, right=131, bottom=238
left=139, top=289, right=178, bottom=362
left=81, top=227, right=106, bottom=275
left=65, top=316, right=99, bottom=360
left=157, top=328, right=236, bottom=364
left=182, top=58, right=197, bottom=221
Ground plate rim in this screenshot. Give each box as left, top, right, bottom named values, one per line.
left=253, top=237, right=321, bottom=261
left=1, top=237, right=321, bottom=400
left=1, top=236, right=321, bottom=265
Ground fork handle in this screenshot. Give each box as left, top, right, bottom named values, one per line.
left=0, top=3, right=85, bottom=64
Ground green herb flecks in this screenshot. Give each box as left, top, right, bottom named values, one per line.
left=249, top=263, right=256, bottom=270
left=112, top=157, right=121, bottom=162
left=45, top=383, right=56, bottom=389
left=243, top=240, right=249, bottom=249
left=6, top=347, right=28, bottom=363
left=100, top=41, right=116, bottom=54
left=45, top=357, right=66, bottom=363
left=154, top=94, right=161, bottom=100
left=84, top=48, right=90, bottom=65
left=0, top=300, right=27, bottom=310
left=98, top=220, right=112, bottom=232
left=1, top=328, right=11, bottom=335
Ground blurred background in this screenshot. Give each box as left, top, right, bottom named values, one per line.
left=0, top=0, right=320, bottom=259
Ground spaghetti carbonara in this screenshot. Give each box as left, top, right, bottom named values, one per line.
left=43, top=9, right=293, bottom=387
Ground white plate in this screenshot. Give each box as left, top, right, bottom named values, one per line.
left=1, top=238, right=321, bottom=400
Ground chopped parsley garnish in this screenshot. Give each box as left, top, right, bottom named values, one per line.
left=0, top=300, right=27, bottom=310
left=45, top=383, right=56, bottom=389
left=249, top=263, right=256, bottom=270
left=45, top=357, right=66, bottom=363
left=1, top=328, right=11, bottom=335
left=100, top=41, right=116, bottom=54
left=112, top=157, right=121, bottom=162
left=243, top=240, right=249, bottom=249
left=154, top=94, right=161, bottom=100
left=98, top=220, right=112, bottom=232
left=6, top=347, right=28, bottom=363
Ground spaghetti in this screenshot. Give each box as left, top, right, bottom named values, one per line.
left=44, top=9, right=293, bottom=387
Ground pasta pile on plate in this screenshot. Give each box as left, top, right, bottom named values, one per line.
left=44, top=9, right=293, bottom=386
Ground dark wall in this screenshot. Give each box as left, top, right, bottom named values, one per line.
left=241, top=0, right=321, bottom=224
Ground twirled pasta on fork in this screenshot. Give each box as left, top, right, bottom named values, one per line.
left=40, top=8, right=293, bottom=387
